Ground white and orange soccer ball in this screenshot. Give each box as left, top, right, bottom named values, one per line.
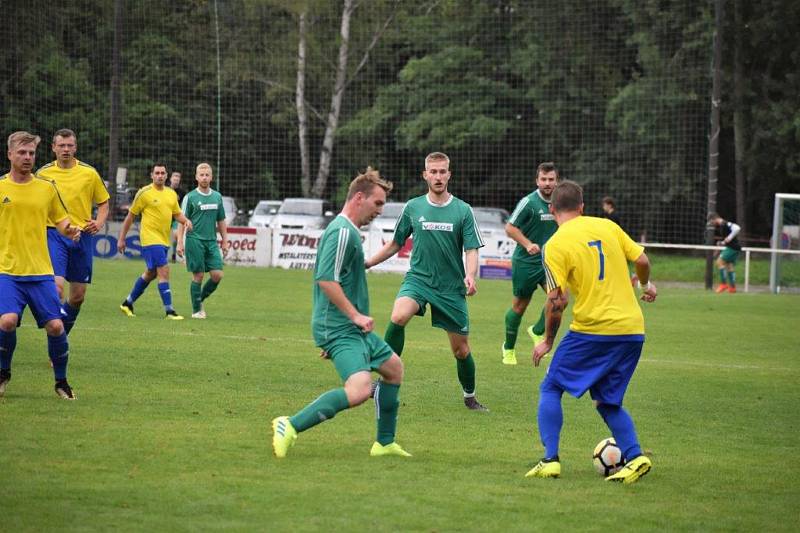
left=592, top=437, right=626, bottom=476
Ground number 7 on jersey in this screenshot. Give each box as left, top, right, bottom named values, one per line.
left=588, top=240, right=605, bottom=280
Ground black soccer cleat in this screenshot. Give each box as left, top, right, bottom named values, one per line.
left=55, top=379, right=77, bottom=400
left=464, top=396, right=489, bottom=412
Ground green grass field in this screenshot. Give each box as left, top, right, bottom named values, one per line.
left=2, top=259, right=799, bottom=531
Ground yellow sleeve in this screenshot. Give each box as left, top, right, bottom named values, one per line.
left=543, top=240, right=568, bottom=293
left=93, top=172, right=110, bottom=204
left=129, top=189, right=146, bottom=215
left=170, top=191, right=181, bottom=215
left=616, top=224, right=644, bottom=262
left=49, top=184, right=69, bottom=224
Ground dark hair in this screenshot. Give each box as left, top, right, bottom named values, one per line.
left=151, top=162, right=168, bottom=173
left=551, top=180, right=583, bottom=212
left=347, top=166, right=393, bottom=200
left=536, top=161, right=559, bottom=180
left=53, top=128, right=76, bottom=143
left=602, top=196, right=615, bottom=208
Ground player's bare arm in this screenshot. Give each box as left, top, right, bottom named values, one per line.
left=317, top=280, right=373, bottom=333
left=633, top=252, right=657, bottom=303
left=117, top=211, right=135, bottom=253
left=56, top=217, right=81, bottom=242
left=175, top=212, right=193, bottom=232
left=532, top=287, right=568, bottom=366
left=365, top=240, right=401, bottom=269
left=83, top=201, right=109, bottom=235
left=175, top=221, right=186, bottom=257
left=217, top=220, right=229, bottom=257
left=464, top=248, right=479, bottom=296
left=505, top=223, right=539, bottom=255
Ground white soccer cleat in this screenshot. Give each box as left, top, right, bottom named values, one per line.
left=191, top=310, right=207, bottom=319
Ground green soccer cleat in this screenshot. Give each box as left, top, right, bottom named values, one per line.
left=525, top=457, right=561, bottom=478
left=502, top=343, right=518, bottom=365
left=271, top=416, right=297, bottom=458
left=370, top=441, right=412, bottom=457
left=605, top=454, right=651, bottom=484
left=527, top=325, right=545, bottom=347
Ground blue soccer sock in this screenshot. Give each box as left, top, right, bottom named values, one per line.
left=127, top=276, right=151, bottom=303
left=596, top=403, right=642, bottom=460
left=718, top=268, right=727, bottom=284
left=62, top=302, right=80, bottom=335
left=728, top=270, right=736, bottom=287
left=158, top=282, right=174, bottom=312
left=537, top=387, right=564, bottom=460
left=48, top=332, right=69, bottom=381
left=0, top=329, right=17, bottom=370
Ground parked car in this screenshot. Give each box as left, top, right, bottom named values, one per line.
left=273, top=198, right=335, bottom=230
left=473, top=207, right=510, bottom=240
left=368, top=201, right=406, bottom=235
left=248, top=200, right=283, bottom=228
left=111, top=186, right=138, bottom=221
left=222, top=196, right=245, bottom=227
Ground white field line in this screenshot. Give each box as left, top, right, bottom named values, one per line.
left=21, top=325, right=798, bottom=374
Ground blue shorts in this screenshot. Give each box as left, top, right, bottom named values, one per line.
left=541, top=331, right=644, bottom=406
left=0, top=275, right=65, bottom=328
left=142, top=245, right=169, bottom=271
left=47, top=227, right=94, bottom=283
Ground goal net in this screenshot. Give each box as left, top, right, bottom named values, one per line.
left=770, top=193, right=800, bottom=292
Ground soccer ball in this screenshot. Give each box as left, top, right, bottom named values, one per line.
left=593, top=437, right=626, bottom=476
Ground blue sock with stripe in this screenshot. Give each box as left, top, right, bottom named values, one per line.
left=0, top=329, right=17, bottom=370
left=596, top=403, right=642, bottom=460
left=537, top=386, right=564, bottom=460
left=48, top=332, right=69, bottom=380
left=127, top=276, right=150, bottom=303
left=158, top=282, right=174, bottom=312
left=62, top=302, right=80, bottom=335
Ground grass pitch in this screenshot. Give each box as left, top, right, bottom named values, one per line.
left=2, top=260, right=799, bottom=531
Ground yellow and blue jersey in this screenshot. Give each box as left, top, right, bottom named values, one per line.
left=0, top=174, right=69, bottom=278
left=37, top=160, right=110, bottom=227
left=543, top=216, right=645, bottom=335
left=129, top=184, right=181, bottom=247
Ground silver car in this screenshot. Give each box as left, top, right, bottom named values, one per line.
left=222, top=196, right=240, bottom=227
left=473, top=206, right=510, bottom=239
left=273, top=198, right=335, bottom=230
left=248, top=200, right=283, bottom=228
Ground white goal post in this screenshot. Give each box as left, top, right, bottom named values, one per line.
left=770, top=193, right=800, bottom=293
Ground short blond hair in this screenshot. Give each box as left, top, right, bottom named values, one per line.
left=424, top=151, right=450, bottom=169
left=347, top=167, right=393, bottom=200
left=8, top=131, right=41, bottom=151
left=196, top=162, right=213, bottom=174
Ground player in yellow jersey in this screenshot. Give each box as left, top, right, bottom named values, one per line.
left=37, top=128, right=110, bottom=335
left=0, top=131, right=82, bottom=399
left=117, top=163, right=193, bottom=319
left=524, top=180, right=657, bottom=484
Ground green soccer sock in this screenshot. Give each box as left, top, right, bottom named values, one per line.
left=190, top=281, right=202, bottom=313
left=456, top=353, right=476, bottom=395
left=200, top=279, right=220, bottom=301
left=289, top=388, right=350, bottom=432
left=384, top=321, right=405, bottom=356
left=728, top=270, right=736, bottom=287
left=504, top=308, right=523, bottom=349
left=532, top=308, right=546, bottom=336
left=719, top=268, right=727, bottom=284
left=375, top=381, right=401, bottom=445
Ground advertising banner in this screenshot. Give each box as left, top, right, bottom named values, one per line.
left=367, top=229, right=412, bottom=274
left=478, top=230, right=516, bottom=280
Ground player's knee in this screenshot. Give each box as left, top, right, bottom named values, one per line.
left=44, top=320, right=65, bottom=336
left=452, top=344, right=470, bottom=359
left=70, top=292, right=86, bottom=307
left=211, top=271, right=223, bottom=283
left=381, top=355, right=404, bottom=384
left=192, top=273, right=204, bottom=283
left=0, top=314, right=18, bottom=331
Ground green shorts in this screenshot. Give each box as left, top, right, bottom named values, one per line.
left=185, top=238, right=224, bottom=273
left=720, top=247, right=739, bottom=264
left=511, top=258, right=546, bottom=299
left=322, top=332, right=394, bottom=381
left=397, top=279, right=469, bottom=335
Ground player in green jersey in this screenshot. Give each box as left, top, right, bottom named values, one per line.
left=176, top=163, right=229, bottom=318
left=272, top=168, right=410, bottom=459
left=501, top=162, right=560, bottom=365
left=366, top=152, right=488, bottom=411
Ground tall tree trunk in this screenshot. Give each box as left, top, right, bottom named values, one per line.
left=733, top=0, right=747, bottom=236
left=311, top=0, right=354, bottom=198
left=705, top=0, right=723, bottom=289
left=296, top=10, right=311, bottom=197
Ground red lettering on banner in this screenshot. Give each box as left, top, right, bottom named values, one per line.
left=281, top=233, right=320, bottom=249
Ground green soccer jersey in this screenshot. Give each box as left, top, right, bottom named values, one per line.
left=181, top=188, right=226, bottom=241
left=508, top=189, right=557, bottom=265
left=311, top=214, right=369, bottom=345
left=393, top=194, right=485, bottom=293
